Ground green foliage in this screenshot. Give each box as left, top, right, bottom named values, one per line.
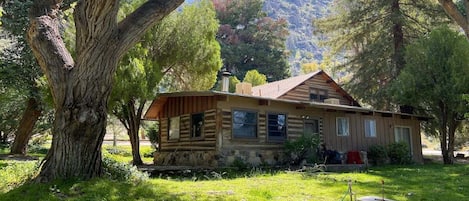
left=0, top=161, right=39, bottom=193
left=230, top=157, right=250, bottom=171
left=214, top=0, right=290, bottom=82
left=144, top=123, right=159, bottom=146
left=392, top=26, right=469, bottom=163
left=387, top=142, right=412, bottom=165
left=315, top=0, right=448, bottom=109
left=367, top=144, right=388, bottom=166
left=102, top=151, right=149, bottom=184
left=243, top=69, right=267, bottom=87
left=284, top=133, right=320, bottom=165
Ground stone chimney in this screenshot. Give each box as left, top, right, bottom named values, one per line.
left=222, top=71, right=231, bottom=92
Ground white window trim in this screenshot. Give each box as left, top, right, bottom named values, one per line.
left=364, top=119, right=377, bottom=138
left=336, top=117, right=350, bottom=136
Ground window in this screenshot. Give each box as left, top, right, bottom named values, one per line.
left=364, top=119, right=377, bottom=137
left=168, top=116, right=180, bottom=140
left=336, top=117, right=349, bottom=136
left=232, top=110, right=258, bottom=138
left=310, top=88, right=328, bottom=102
left=394, top=126, right=411, bottom=152
left=304, top=119, right=320, bottom=135
left=268, top=113, right=287, bottom=141
left=191, top=113, right=204, bottom=138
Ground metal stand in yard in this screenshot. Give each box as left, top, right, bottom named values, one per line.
left=340, top=179, right=356, bottom=201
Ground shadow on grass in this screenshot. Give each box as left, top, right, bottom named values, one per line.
left=0, top=178, right=184, bottom=201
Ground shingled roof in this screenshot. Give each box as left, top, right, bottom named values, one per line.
left=252, top=70, right=360, bottom=106
left=252, top=71, right=320, bottom=98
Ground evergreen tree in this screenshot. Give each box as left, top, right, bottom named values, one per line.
left=213, top=0, right=290, bottom=82
left=315, top=0, right=447, bottom=109
left=392, top=27, right=469, bottom=164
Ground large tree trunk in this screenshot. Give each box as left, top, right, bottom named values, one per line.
left=391, top=0, right=405, bottom=77
left=10, top=97, right=42, bottom=155
left=26, top=0, right=183, bottom=182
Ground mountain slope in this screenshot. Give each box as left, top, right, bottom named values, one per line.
left=263, top=0, right=332, bottom=75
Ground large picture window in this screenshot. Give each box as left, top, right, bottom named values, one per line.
left=364, top=119, right=377, bottom=137
left=191, top=113, right=204, bottom=138
left=232, top=110, right=258, bottom=138
left=268, top=113, right=287, bottom=141
left=336, top=117, right=349, bottom=136
left=168, top=116, right=180, bottom=140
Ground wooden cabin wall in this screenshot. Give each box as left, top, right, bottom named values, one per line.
left=158, top=95, right=218, bottom=152
left=321, top=111, right=423, bottom=162
left=160, top=96, right=217, bottom=118
left=279, top=75, right=352, bottom=105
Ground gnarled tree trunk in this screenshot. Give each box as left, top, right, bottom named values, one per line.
left=26, top=0, right=183, bottom=182
left=10, top=97, right=42, bottom=155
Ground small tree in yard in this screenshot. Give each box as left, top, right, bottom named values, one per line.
left=392, top=26, right=469, bottom=164
left=25, top=0, right=184, bottom=182
left=110, top=0, right=221, bottom=165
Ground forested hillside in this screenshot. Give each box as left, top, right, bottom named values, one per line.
left=264, top=0, right=331, bottom=75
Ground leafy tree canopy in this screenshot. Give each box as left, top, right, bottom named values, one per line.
left=243, top=69, right=267, bottom=87
left=213, top=0, right=290, bottom=82
left=392, top=26, right=469, bottom=164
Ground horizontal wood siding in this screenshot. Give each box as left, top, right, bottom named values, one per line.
left=159, top=109, right=217, bottom=152
left=279, top=75, right=352, bottom=105
left=161, top=96, right=217, bottom=118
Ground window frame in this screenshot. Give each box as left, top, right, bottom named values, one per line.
left=168, top=116, right=180, bottom=141
left=232, top=109, right=258, bottom=139
left=364, top=119, right=377, bottom=138
left=336, top=117, right=350, bottom=136
left=309, top=87, right=328, bottom=102
left=267, top=112, right=288, bottom=142
left=190, top=113, right=205, bottom=140
left=394, top=126, right=412, bottom=154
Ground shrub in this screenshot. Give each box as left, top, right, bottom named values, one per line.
left=284, top=133, right=320, bottom=165
left=231, top=157, right=250, bottom=171
left=145, top=123, right=159, bottom=149
left=367, top=144, right=388, bottom=166
left=0, top=161, right=40, bottom=193
left=102, top=151, right=148, bottom=184
left=387, top=142, right=412, bottom=165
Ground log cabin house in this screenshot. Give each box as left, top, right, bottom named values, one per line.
left=143, top=70, right=425, bottom=167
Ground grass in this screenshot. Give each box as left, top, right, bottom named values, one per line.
left=1, top=161, right=469, bottom=200
left=2, top=143, right=469, bottom=200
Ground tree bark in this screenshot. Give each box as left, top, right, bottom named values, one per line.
left=439, top=0, right=469, bottom=39
left=391, top=0, right=405, bottom=77
left=127, top=100, right=144, bottom=165
left=26, top=0, right=183, bottom=182
left=10, top=97, right=42, bottom=155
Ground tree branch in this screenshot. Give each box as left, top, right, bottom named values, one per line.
left=117, top=0, right=184, bottom=58
left=27, top=0, right=74, bottom=106
left=439, top=0, right=469, bottom=39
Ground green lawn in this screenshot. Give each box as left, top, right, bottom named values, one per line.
left=2, top=144, right=468, bottom=200
left=1, top=161, right=469, bottom=201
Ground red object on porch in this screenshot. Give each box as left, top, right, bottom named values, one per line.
left=346, top=151, right=363, bottom=164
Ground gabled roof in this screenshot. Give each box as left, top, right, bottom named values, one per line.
left=252, top=70, right=321, bottom=98
left=252, top=70, right=360, bottom=106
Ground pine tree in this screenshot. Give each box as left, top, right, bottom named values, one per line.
left=315, top=0, right=447, bottom=109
